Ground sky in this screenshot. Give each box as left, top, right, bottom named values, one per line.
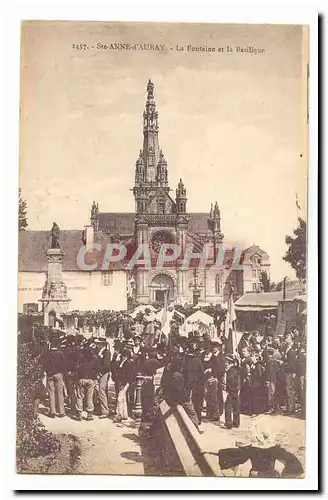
left=19, top=21, right=308, bottom=282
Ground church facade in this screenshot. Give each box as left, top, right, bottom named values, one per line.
left=18, top=80, right=270, bottom=313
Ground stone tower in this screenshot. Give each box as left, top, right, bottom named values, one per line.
left=39, top=223, right=70, bottom=327
left=132, top=80, right=189, bottom=303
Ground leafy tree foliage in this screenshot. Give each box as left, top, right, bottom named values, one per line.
left=259, top=270, right=274, bottom=292
left=283, top=217, right=307, bottom=280
left=19, top=188, right=28, bottom=231
left=16, top=338, right=59, bottom=471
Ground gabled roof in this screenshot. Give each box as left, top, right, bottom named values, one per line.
left=147, top=187, right=176, bottom=208
left=240, top=245, right=270, bottom=264
left=242, top=245, right=269, bottom=258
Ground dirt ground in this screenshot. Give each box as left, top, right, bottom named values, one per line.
left=36, top=412, right=147, bottom=475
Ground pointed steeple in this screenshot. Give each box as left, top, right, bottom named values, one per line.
left=176, top=178, right=186, bottom=198
left=90, top=201, right=99, bottom=230
left=213, top=201, right=220, bottom=220
left=209, top=203, right=213, bottom=219
left=207, top=201, right=222, bottom=235
left=135, top=150, right=145, bottom=185
left=133, top=81, right=174, bottom=212
left=142, top=79, right=160, bottom=183
left=176, top=178, right=187, bottom=213
left=156, top=150, right=168, bottom=186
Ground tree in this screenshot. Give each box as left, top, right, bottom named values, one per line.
left=283, top=217, right=307, bottom=280
left=16, top=338, right=59, bottom=471
left=259, top=270, right=272, bottom=292
left=19, top=188, right=28, bottom=231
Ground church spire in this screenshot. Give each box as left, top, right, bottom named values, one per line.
left=209, top=203, right=213, bottom=219
left=90, top=201, right=99, bottom=230
left=142, top=79, right=160, bottom=183
left=207, top=201, right=223, bottom=237
left=135, top=150, right=145, bottom=185
left=213, top=201, right=220, bottom=220
left=156, top=150, right=168, bottom=187
left=176, top=178, right=187, bottom=213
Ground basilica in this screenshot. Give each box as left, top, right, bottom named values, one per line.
left=85, top=80, right=270, bottom=306
left=18, top=80, right=270, bottom=313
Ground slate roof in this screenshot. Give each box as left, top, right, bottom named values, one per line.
left=18, top=230, right=86, bottom=272
left=98, top=213, right=135, bottom=235
left=18, top=230, right=135, bottom=272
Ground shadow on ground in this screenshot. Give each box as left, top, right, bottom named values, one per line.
left=121, top=451, right=144, bottom=463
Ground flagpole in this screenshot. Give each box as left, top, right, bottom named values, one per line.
left=226, top=282, right=237, bottom=355
left=296, top=192, right=300, bottom=222
left=232, top=320, right=237, bottom=356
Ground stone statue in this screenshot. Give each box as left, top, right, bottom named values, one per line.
left=50, top=222, right=60, bottom=249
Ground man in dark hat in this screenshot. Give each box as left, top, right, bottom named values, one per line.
left=42, top=333, right=66, bottom=418
left=62, top=334, right=79, bottom=411
left=122, top=338, right=137, bottom=415
left=264, top=346, right=279, bottom=414
left=96, top=339, right=111, bottom=419
left=155, top=342, right=169, bottom=367
left=132, top=335, right=145, bottom=373
left=183, top=339, right=205, bottom=424
left=113, top=344, right=135, bottom=423
left=250, top=351, right=265, bottom=415
left=296, top=338, right=306, bottom=412
left=211, top=339, right=225, bottom=418
left=282, top=332, right=297, bottom=414
left=161, top=345, right=200, bottom=431
left=111, top=339, right=123, bottom=398
left=140, top=350, right=162, bottom=422
left=239, top=345, right=253, bottom=415
left=75, top=341, right=100, bottom=421
left=202, top=343, right=220, bottom=421
left=224, top=355, right=240, bottom=429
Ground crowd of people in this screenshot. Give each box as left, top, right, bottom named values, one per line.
left=27, top=309, right=306, bottom=433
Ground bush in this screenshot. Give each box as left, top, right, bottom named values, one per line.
left=16, top=340, right=60, bottom=471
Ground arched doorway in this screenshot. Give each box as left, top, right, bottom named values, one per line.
left=149, top=273, right=175, bottom=304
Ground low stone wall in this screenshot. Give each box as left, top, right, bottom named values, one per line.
left=154, top=400, right=222, bottom=477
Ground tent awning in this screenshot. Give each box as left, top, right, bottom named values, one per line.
left=235, top=306, right=278, bottom=312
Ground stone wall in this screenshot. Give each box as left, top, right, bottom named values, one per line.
left=18, top=270, right=127, bottom=312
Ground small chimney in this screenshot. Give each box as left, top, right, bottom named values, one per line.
left=85, top=225, right=94, bottom=250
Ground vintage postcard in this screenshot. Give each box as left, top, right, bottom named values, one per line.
left=17, top=20, right=310, bottom=481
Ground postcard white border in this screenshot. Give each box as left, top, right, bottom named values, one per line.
left=2, top=0, right=319, bottom=495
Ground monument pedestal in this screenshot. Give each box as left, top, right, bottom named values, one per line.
left=39, top=248, right=70, bottom=327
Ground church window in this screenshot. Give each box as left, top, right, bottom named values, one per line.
left=157, top=199, right=165, bottom=214
left=101, top=271, right=113, bottom=286
left=151, top=230, right=174, bottom=253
